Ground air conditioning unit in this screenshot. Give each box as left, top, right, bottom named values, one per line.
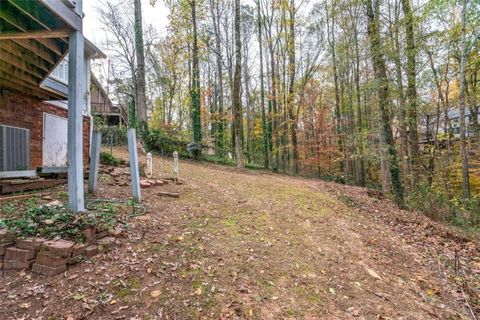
left=0, top=125, right=30, bottom=171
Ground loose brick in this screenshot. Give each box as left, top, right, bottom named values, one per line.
left=83, top=228, right=96, bottom=244
left=16, top=237, right=46, bottom=250
left=96, top=231, right=108, bottom=239
left=147, top=179, right=157, bottom=185
left=72, top=243, right=86, bottom=257
left=97, top=237, right=116, bottom=252
left=5, top=247, right=36, bottom=261
left=140, top=181, right=151, bottom=188
left=68, top=255, right=84, bottom=265
left=0, top=242, right=14, bottom=255
left=32, top=263, right=66, bottom=276
left=41, top=240, right=75, bottom=258
left=0, top=229, right=15, bottom=243
left=85, top=245, right=98, bottom=258
left=109, top=226, right=124, bottom=238
left=3, top=259, right=34, bottom=270
left=35, top=252, right=69, bottom=267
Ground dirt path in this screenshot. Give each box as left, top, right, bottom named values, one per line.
left=1, top=148, right=478, bottom=319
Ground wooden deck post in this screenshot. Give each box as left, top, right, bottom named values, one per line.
left=128, top=128, right=142, bottom=203
left=88, top=131, right=102, bottom=194
left=67, top=0, right=85, bottom=212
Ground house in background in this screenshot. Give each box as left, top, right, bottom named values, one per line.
left=419, top=107, right=480, bottom=144
left=90, top=75, right=128, bottom=127
left=0, top=0, right=105, bottom=204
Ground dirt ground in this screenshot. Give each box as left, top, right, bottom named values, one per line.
left=0, top=147, right=479, bottom=319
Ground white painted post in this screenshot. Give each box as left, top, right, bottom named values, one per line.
left=146, top=152, right=153, bottom=178
left=88, top=131, right=102, bottom=194
left=67, top=0, right=85, bottom=212
left=128, top=128, right=141, bottom=202
left=173, top=151, right=179, bottom=181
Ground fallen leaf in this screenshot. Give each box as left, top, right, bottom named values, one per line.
left=363, top=266, right=382, bottom=280
left=73, top=292, right=85, bottom=301
left=19, top=302, right=30, bottom=309
left=150, top=290, right=161, bottom=298
left=329, top=288, right=336, bottom=295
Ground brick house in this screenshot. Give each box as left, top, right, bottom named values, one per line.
left=0, top=2, right=105, bottom=178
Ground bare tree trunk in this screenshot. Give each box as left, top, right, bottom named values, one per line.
left=391, top=1, right=410, bottom=183
left=268, top=35, right=279, bottom=171
left=287, top=0, right=299, bottom=174
left=326, top=2, right=343, bottom=176
left=190, top=0, right=202, bottom=157
left=401, top=0, right=419, bottom=183
left=459, top=0, right=470, bottom=199
left=353, top=16, right=366, bottom=186
left=243, top=38, right=252, bottom=164
left=233, top=0, right=244, bottom=168
left=366, top=0, right=404, bottom=207
left=257, top=0, right=269, bottom=169
left=211, top=0, right=225, bottom=157
left=134, top=0, right=147, bottom=127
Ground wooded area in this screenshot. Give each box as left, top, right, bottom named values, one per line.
left=96, top=0, right=480, bottom=225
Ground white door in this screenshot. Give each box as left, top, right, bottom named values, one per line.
left=43, top=113, right=68, bottom=167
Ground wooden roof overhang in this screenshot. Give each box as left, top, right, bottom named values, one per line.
left=0, top=0, right=82, bottom=100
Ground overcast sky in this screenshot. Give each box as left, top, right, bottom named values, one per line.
left=83, top=0, right=170, bottom=48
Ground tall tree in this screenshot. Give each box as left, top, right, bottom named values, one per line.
left=286, top=0, right=299, bottom=174
left=459, top=0, right=470, bottom=199
left=401, top=0, right=419, bottom=183
left=134, top=0, right=148, bottom=127
left=210, top=0, right=225, bottom=156
left=365, top=0, right=404, bottom=207
left=233, top=0, right=244, bottom=168
left=190, top=0, right=202, bottom=157
left=257, top=0, right=270, bottom=168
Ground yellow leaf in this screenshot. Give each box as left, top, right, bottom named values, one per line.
left=110, top=300, right=117, bottom=305
left=19, top=302, right=30, bottom=309
left=249, top=308, right=253, bottom=317
left=329, top=288, right=336, bottom=295
left=150, top=290, right=161, bottom=298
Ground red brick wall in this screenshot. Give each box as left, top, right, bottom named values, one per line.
left=0, top=90, right=90, bottom=170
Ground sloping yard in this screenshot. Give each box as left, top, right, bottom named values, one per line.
left=0, top=147, right=478, bottom=319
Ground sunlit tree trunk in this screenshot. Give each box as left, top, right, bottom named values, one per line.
left=287, top=0, right=299, bottom=174
left=257, top=0, right=269, bottom=169
left=233, top=0, right=244, bottom=168
left=401, top=0, right=419, bottom=183
left=459, top=0, right=470, bottom=199
left=190, top=0, right=202, bottom=157
left=134, top=0, right=147, bottom=127
left=366, top=0, right=404, bottom=207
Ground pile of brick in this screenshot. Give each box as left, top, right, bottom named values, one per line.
left=0, top=226, right=124, bottom=276
left=140, top=179, right=167, bottom=189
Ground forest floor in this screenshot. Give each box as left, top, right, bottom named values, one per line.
left=0, top=147, right=479, bottom=320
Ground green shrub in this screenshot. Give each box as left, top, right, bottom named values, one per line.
left=145, top=129, right=266, bottom=170
left=406, top=183, right=480, bottom=229
left=99, top=126, right=128, bottom=147
left=100, top=152, right=120, bottom=166
left=201, top=154, right=236, bottom=166
left=0, top=204, right=110, bottom=241
left=144, top=129, right=190, bottom=157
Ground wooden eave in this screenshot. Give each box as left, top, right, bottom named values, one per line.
left=0, top=0, right=78, bottom=100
